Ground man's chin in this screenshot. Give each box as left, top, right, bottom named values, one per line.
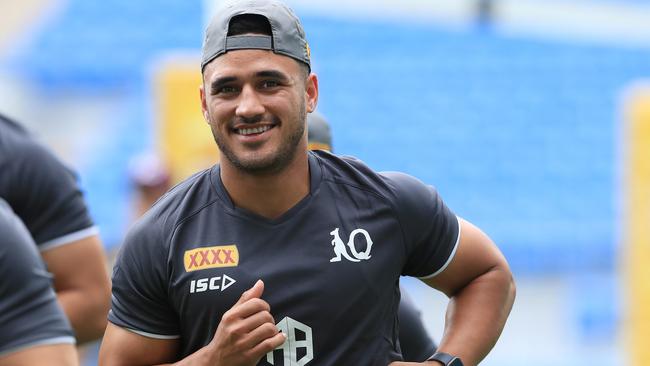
left=229, top=153, right=286, bottom=175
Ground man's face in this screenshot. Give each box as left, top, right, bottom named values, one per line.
left=200, top=49, right=318, bottom=175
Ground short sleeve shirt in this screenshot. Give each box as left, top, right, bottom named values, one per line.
left=0, top=114, right=97, bottom=251
left=109, top=151, right=459, bottom=365
left=0, top=199, right=75, bottom=357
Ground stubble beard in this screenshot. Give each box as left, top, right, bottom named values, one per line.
left=211, top=101, right=307, bottom=176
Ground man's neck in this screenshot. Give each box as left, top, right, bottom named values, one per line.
left=220, top=151, right=311, bottom=220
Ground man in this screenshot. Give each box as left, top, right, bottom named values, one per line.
left=0, top=199, right=78, bottom=366
left=0, top=113, right=111, bottom=343
left=100, top=1, right=515, bottom=365
left=307, top=112, right=438, bottom=362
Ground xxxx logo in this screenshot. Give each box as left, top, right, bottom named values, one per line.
left=184, top=245, right=239, bottom=272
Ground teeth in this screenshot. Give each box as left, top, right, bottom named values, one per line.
left=238, top=126, right=271, bottom=136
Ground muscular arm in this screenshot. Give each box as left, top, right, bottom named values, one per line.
left=99, top=324, right=237, bottom=366
left=41, top=234, right=111, bottom=343
left=0, top=344, right=78, bottom=366
left=99, top=324, right=180, bottom=366
left=421, top=218, right=516, bottom=366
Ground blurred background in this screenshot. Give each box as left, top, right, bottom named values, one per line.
left=1, top=0, right=650, bottom=365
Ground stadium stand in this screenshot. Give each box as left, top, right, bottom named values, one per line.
left=7, top=1, right=650, bottom=274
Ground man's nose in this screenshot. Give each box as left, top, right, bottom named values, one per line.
left=236, top=85, right=265, bottom=119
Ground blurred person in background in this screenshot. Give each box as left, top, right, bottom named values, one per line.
left=308, top=111, right=438, bottom=362
left=127, top=152, right=172, bottom=219
left=0, top=198, right=79, bottom=366
left=0, top=113, right=111, bottom=344
left=100, top=1, right=515, bottom=365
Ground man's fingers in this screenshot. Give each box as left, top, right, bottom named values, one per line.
left=232, top=309, right=275, bottom=334
left=236, top=279, right=264, bottom=306
left=240, top=321, right=282, bottom=349
left=225, top=297, right=271, bottom=322
left=248, top=331, right=286, bottom=357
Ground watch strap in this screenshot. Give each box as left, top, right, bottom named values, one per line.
left=427, top=352, right=463, bottom=366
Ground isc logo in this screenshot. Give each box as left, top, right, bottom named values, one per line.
left=189, top=274, right=236, bottom=294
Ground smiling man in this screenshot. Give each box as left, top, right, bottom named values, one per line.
left=99, top=1, right=515, bottom=365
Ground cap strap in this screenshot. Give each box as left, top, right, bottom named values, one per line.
left=225, top=35, right=273, bottom=51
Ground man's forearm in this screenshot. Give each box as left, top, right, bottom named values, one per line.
left=435, top=265, right=516, bottom=366
left=57, top=288, right=110, bottom=343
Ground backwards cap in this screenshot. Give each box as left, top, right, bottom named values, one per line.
left=201, top=0, right=311, bottom=71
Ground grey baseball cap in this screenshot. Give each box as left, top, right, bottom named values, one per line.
left=201, top=0, right=311, bottom=71
left=307, top=112, right=332, bottom=152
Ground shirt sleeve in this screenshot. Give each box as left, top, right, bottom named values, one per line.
left=381, top=172, right=460, bottom=278
left=0, top=201, right=75, bottom=357
left=108, top=216, right=180, bottom=339
left=0, top=138, right=96, bottom=250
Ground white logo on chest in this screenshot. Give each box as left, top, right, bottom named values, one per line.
left=189, top=274, right=236, bottom=294
left=329, top=227, right=373, bottom=262
left=266, top=317, right=313, bottom=366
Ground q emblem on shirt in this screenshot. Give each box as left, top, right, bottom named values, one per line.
left=184, top=245, right=239, bottom=272
left=329, top=228, right=373, bottom=263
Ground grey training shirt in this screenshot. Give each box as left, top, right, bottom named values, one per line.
left=109, top=151, right=459, bottom=365
left=0, top=199, right=75, bottom=357
left=0, top=114, right=97, bottom=251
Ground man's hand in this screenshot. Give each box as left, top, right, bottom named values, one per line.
left=205, top=280, right=286, bottom=366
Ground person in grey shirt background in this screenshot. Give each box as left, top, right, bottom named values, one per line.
left=0, top=198, right=78, bottom=366
left=0, top=113, right=111, bottom=344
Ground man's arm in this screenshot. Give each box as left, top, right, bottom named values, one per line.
left=0, top=344, right=78, bottom=366
left=99, top=324, right=179, bottom=366
left=0, top=199, right=79, bottom=366
left=41, top=234, right=111, bottom=343
left=392, top=219, right=515, bottom=366
left=428, top=218, right=515, bottom=366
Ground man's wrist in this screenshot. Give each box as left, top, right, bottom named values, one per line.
left=427, top=352, right=464, bottom=366
left=426, top=361, right=445, bottom=366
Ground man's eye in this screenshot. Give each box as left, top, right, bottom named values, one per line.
left=213, top=86, right=237, bottom=95
left=261, top=80, right=279, bottom=89
left=219, top=86, right=237, bottom=94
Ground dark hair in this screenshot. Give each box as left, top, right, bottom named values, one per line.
left=227, top=14, right=310, bottom=79
left=228, top=14, right=272, bottom=36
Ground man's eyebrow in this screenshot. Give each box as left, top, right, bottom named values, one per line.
left=210, top=76, right=238, bottom=93
left=256, top=70, right=290, bottom=81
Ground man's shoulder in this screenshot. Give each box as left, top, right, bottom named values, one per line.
left=0, top=115, right=35, bottom=158
left=313, top=151, right=429, bottom=202
left=314, top=151, right=385, bottom=192
left=0, top=200, right=18, bottom=233
left=0, top=115, right=67, bottom=178
left=0, top=199, right=33, bottom=252
left=0, top=114, right=29, bottom=136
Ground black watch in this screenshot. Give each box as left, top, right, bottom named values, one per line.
left=427, top=352, right=464, bottom=366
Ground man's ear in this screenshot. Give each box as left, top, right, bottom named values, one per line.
left=200, top=83, right=210, bottom=123
left=305, top=73, right=319, bottom=113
